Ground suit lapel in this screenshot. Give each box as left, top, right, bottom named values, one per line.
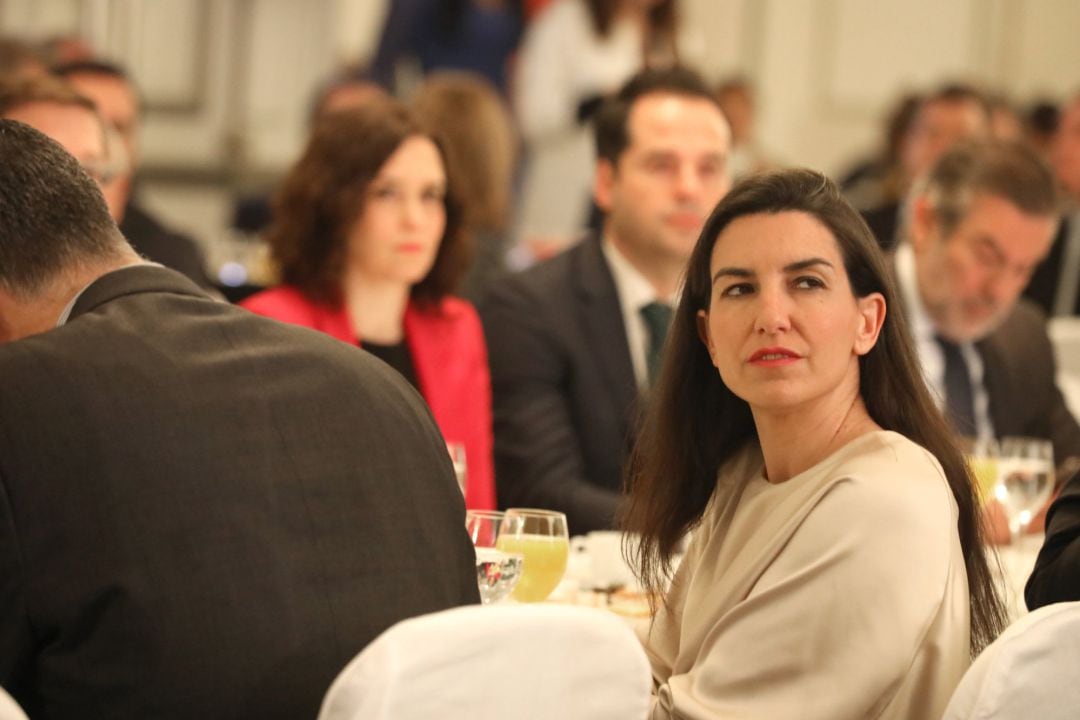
left=572, top=236, right=639, bottom=430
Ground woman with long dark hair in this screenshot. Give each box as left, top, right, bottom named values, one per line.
left=623, top=169, right=1005, bottom=719
left=242, top=99, right=495, bottom=510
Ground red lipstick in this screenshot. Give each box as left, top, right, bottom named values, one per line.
left=748, top=346, right=802, bottom=367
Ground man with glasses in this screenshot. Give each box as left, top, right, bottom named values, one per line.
left=895, top=139, right=1080, bottom=466
left=0, top=73, right=211, bottom=289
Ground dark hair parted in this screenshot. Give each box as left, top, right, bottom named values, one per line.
left=0, top=119, right=125, bottom=299
left=265, top=99, right=466, bottom=305
left=594, top=65, right=721, bottom=166
left=920, top=139, right=1059, bottom=237
left=621, top=168, right=1006, bottom=654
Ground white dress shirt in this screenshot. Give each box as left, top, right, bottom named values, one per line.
left=894, top=242, right=995, bottom=440
left=601, top=238, right=679, bottom=388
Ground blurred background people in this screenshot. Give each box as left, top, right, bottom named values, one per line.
left=839, top=92, right=922, bottom=211
left=54, top=60, right=213, bottom=289
left=1024, top=99, right=1061, bottom=161
left=482, top=67, right=730, bottom=534
left=0, top=74, right=128, bottom=220
left=513, top=0, right=681, bottom=260
left=896, top=140, right=1080, bottom=468
left=713, top=75, right=774, bottom=179
left=0, top=36, right=46, bottom=81
left=412, top=71, right=518, bottom=305
left=232, top=66, right=389, bottom=239
left=370, top=0, right=524, bottom=97
left=986, top=93, right=1024, bottom=142
left=861, top=83, right=990, bottom=251
left=242, top=99, right=496, bottom=511
left=1024, top=91, right=1080, bottom=318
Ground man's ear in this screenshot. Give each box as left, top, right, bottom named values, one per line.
left=594, top=159, right=616, bottom=213
left=908, top=195, right=938, bottom=254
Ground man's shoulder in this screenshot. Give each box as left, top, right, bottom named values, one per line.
left=984, top=299, right=1051, bottom=348
left=484, top=237, right=602, bottom=305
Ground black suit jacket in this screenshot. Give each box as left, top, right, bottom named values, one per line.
left=481, top=235, right=639, bottom=534
left=1026, top=467, right=1080, bottom=609
left=976, top=300, right=1080, bottom=464
left=0, top=266, right=478, bottom=719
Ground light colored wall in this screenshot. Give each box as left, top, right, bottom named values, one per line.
left=3, top=0, right=1080, bottom=280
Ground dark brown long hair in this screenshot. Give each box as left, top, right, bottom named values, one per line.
left=620, top=168, right=1006, bottom=653
left=265, top=98, right=466, bottom=306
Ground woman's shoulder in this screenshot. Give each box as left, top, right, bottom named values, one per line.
left=820, top=431, right=956, bottom=534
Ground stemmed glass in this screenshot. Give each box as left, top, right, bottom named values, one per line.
left=993, top=437, right=1054, bottom=542
left=466, top=510, right=523, bottom=604
left=496, top=508, right=569, bottom=602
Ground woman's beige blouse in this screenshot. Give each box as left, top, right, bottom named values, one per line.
left=642, top=431, right=971, bottom=720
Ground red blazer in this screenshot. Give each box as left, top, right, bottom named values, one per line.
left=241, top=286, right=496, bottom=510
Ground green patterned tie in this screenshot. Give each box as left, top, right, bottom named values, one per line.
left=640, top=301, right=674, bottom=385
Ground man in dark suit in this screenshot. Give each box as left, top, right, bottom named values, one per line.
left=894, top=139, right=1080, bottom=465
left=1024, top=91, right=1080, bottom=317
left=481, top=68, right=732, bottom=534
left=0, top=120, right=478, bottom=719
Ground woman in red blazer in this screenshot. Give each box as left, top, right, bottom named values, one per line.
left=242, top=99, right=495, bottom=510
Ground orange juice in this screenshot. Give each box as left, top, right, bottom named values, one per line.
left=496, top=533, right=569, bottom=602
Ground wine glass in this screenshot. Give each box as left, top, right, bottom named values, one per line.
left=993, top=437, right=1054, bottom=541
left=447, top=442, right=467, bottom=496
left=496, top=508, right=569, bottom=602
left=466, top=510, right=523, bottom=604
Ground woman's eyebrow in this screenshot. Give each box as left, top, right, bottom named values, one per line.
left=784, top=257, right=833, bottom=272
left=711, top=266, right=753, bottom=283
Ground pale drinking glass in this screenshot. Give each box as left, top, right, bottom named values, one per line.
left=993, top=436, right=1054, bottom=540
left=496, top=508, right=569, bottom=602
left=466, top=510, right=523, bottom=604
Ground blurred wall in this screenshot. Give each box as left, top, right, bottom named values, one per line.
left=2, top=0, right=1078, bottom=280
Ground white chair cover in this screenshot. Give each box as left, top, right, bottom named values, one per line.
left=0, top=687, right=28, bottom=720
left=317, top=603, right=652, bottom=720
left=941, top=601, right=1080, bottom=719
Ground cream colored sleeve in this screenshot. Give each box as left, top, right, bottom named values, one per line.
left=649, top=470, right=959, bottom=720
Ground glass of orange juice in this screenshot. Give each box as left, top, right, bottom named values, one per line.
left=496, top=509, right=569, bottom=602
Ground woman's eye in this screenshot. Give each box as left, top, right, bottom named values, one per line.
left=371, top=186, right=397, bottom=199
left=721, top=283, right=753, bottom=298
left=422, top=188, right=445, bottom=203
left=793, top=276, right=825, bottom=290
